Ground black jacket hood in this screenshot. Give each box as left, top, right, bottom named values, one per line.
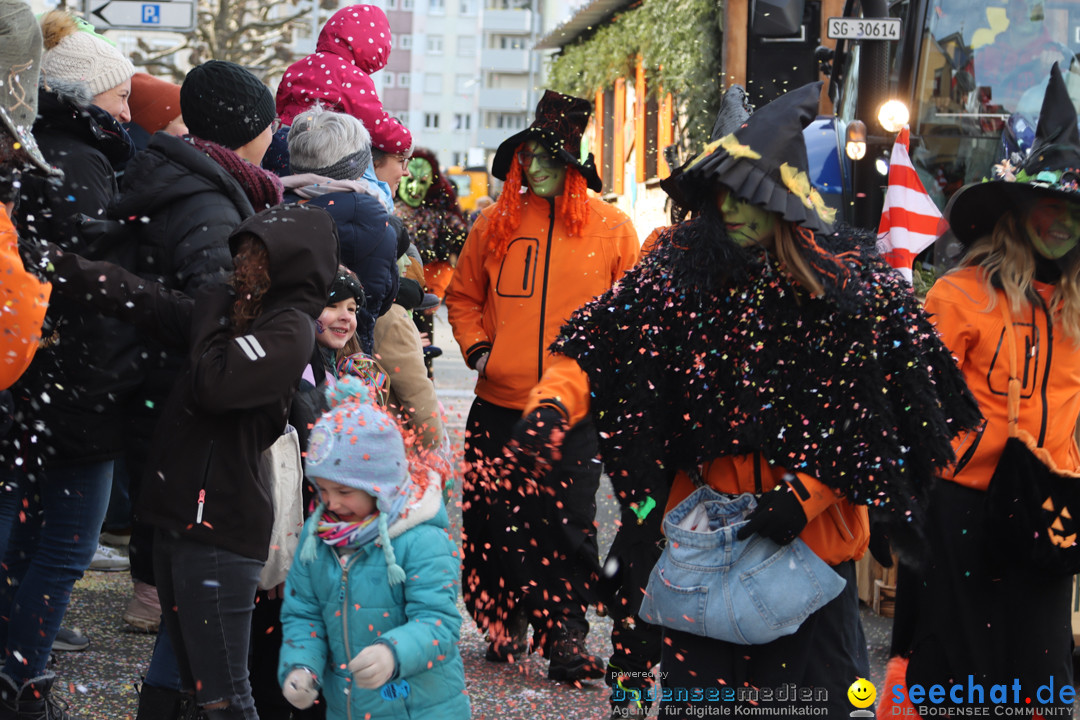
left=229, top=203, right=340, bottom=319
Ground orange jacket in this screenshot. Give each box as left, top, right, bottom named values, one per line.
left=925, top=267, right=1080, bottom=490
left=446, top=191, right=639, bottom=410
left=0, top=207, right=50, bottom=391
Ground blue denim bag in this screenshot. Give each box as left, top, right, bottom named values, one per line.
left=638, top=486, right=846, bottom=645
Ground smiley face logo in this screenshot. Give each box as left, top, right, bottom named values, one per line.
left=847, top=678, right=876, bottom=709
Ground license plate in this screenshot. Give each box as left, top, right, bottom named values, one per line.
left=826, top=17, right=901, bottom=40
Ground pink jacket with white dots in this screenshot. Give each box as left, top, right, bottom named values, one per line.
left=275, top=4, right=412, bottom=153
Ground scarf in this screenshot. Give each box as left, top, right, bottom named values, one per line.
left=315, top=509, right=379, bottom=551
left=185, top=135, right=284, bottom=210
left=553, top=220, right=982, bottom=535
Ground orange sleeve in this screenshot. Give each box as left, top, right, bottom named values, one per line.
left=525, top=354, right=591, bottom=425
left=640, top=226, right=667, bottom=258
left=0, top=208, right=50, bottom=391
left=613, top=221, right=641, bottom=279
left=444, top=218, right=492, bottom=369
left=923, top=277, right=974, bottom=372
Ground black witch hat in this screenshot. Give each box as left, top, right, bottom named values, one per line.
left=491, top=89, right=603, bottom=192
left=947, top=63, right=1080, bottom=247
left=661, top=84, right=753, bottom=213
left=663, top=81, right=834, bottom=235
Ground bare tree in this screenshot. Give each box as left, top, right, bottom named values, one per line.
left=131, top=0, right=330, bottom=83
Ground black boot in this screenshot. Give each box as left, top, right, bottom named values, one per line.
left=484, top=607, right=529, bottom=663
left=0, top=674, right=17, bottom=720
left=547, top=628, right=605, bottom=682
left=136, top=683, right=200, bottom=720
left=14, top=674, right=84, bottom=720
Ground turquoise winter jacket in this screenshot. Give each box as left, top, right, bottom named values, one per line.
left=278, top=480, right=470, bottom=720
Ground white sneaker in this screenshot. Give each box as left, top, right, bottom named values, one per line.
left=89, top=543, right=130, bottom=571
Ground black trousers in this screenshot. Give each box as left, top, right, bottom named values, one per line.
left=896, top=479, right=1073, bottom=715
left=658, top=560, right=867, bottom=718
left=605, top=483, right=667, bottom=702
left=461, top=397, right=601, bottom=654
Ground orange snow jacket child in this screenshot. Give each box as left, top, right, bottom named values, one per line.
left=0, top=207, right=49, bottom=390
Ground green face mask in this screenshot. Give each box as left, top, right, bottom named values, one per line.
left=1025, top=197, right=1080, bottom=260
left=398, top=158, right=434, bottom=207
left=518, top=140, right=567, bottom=198
left=719, top=191, right=777, bottom=247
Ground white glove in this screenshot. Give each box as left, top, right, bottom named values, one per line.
left=347, top=643, right=396, bottom=689
left=282, top=667, right=319, bottom=710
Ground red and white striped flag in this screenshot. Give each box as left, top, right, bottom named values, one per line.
left=877, top=126, right=948, bottom=283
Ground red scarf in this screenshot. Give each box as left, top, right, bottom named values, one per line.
left=185, top=136, right=283, bottom=210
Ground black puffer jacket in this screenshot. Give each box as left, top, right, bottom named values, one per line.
left=7, top=83, right=140, bottom=468
left=51, top=204, right=340, bottom=560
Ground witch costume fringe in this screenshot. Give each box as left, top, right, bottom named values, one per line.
left=552, top=218, right=982, bottom=552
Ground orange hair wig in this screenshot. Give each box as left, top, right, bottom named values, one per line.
left=486, top=150, right=590, bottom=259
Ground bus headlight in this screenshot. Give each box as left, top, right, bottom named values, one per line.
left=845, top=120, right=867, bottom=160
left=877, top=100, right=910, bottom=133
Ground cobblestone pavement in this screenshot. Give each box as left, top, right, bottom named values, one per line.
left=49, top=306, right=892, bottom=719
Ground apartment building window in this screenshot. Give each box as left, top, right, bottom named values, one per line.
left=424, top=113, right=440, bottom=129
left=460, top=0, right=477, bottom=15
left=429, top=0, right=445, bottom=13
left=402, top=0, right=415, bottom=9
left=424, top=73, right=443, bottom=94
left=384, top=73, right=395, bottom=88
left=487, top=0, right=527, bottom=8
left=427, top=35, right=444, bottom=54
left=493, top=35, right=526, bottom=50
left=387, top=0, right=397, bottom=8
left=453, top=113, right=471, bottom=131
left=452, top=151, right=464, bottom=167
left=494, top=113, right=526, bottom=130
left=398, top=73, right=412, bottom=87
left=457, top=35, right=476, bottom=57
left=397, top=34, right=413, bottom=50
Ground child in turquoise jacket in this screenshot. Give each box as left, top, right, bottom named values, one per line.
left=278, top=379, right=469, bottom=719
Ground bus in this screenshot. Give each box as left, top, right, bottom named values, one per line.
left=446, top=166, right=490, bottom=213
left=825, top=0, right=1080, bottom=232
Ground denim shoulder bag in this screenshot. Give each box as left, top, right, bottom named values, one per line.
left=638, top=485, right=846, bottom=644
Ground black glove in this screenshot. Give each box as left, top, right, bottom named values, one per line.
left=868, top=515, right=894, bottom=568
left=503, top=406, right=568, bottom=473
left=736, top=479, right=809, bottom=545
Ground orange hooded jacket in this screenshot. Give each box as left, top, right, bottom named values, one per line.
left=446, top=190, right=639, bottom=411
left=925, top=266, right=1080, bottom=489
left=0, top=207, right=50, bottom=391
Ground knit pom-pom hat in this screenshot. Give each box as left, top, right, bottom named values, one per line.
left=39, top=10, right=134, bottom=97
left=303, top=376, right=411, bottom=584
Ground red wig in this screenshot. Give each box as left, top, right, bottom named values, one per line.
left=486, top=148, right=590, bottom=259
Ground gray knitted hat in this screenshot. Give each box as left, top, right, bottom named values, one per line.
left=0, top=0, right=54, bottom=174
left=40, top=11, right=134, bottom=97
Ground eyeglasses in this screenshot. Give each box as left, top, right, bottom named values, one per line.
left=516, top=150, right=562, bottom=170
left=391, top=154, right=410, bottom=169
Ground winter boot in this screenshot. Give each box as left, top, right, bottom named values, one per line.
left=136, top=683, right=199, bottom=720
left=0, top=673, right=18, bottom=720
left=14, top=673, right=84, bottom=720
left=484, top=608, right=530, bottom=663
left=547, top=628, right=605, bottom=682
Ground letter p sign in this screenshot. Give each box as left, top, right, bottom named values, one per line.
left=142, top=4, right=160, bottom=23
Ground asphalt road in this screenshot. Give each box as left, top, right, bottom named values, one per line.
left=47, top=306, right=894, bottom=719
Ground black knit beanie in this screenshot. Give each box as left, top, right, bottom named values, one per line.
left=181, top=60, right=276, bottom=150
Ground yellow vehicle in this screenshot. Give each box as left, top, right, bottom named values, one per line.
left=446, top=166, right=490, bottom=213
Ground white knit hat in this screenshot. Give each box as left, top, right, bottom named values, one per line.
left=40, top=12, right=134, bottom=97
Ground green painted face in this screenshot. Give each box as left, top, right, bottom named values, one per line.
left=1025, top=197, right=1080, bottom=260
left=519, top=140, right=567, bottom=198
left=398, top=158, right=434, bottom=207
left=719, top=190, right=777, bottom=247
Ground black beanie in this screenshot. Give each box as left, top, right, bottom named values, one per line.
left=181, top=60, right=276, bottom=150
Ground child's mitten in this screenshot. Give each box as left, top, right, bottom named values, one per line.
left=282, top=667, right=319, bottom=709
left=348, top=644, right=396, bottom=689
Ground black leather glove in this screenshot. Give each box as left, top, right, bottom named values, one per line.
left=503, top=406, right=568, bottom=473
left=736, top=479, right=809, bottom=545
